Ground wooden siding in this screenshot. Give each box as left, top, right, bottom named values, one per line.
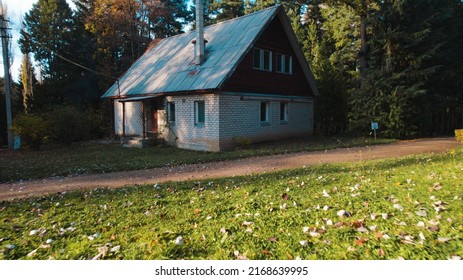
left=221, top=17, right=314, bottom=97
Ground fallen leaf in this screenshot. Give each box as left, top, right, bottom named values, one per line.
left=261, top=249, right=272, bottom=255
left=357, top=227, right=369, bottom=233
left=378, top=248, right=385, bottom=257
left=393, top=204, right=404, bottom=211
left=322, top=189, right=330, bottom=197
left=27, top=249, right=38, bottom=257
left=299, top=240, right=308, bottom=247
left=92, top=245, right=109, bottom=260
left=268, top=237, right=278, bottom=242
left=437, top=237, right=451, bottom=243
left=429, top=225, right=440, bottom=232
left=347, top=246, right=356, bottom=252
left=433, top=182, right=442, bottom=190
left=352, top=221, right=364, bottom=228
left=419, top=233, right=426, bottom=240
left=354, top=238, right=368, bottom=246
left=175, top=236, right=184, bottom=245
left=415, top=210, right=427, bottom=217
left=416, top=221, right=425, bottom=227
left=110, top=245, right=121, bottom=253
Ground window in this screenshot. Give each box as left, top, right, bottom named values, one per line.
left=280, top=102, right=288, bottom=122
left=194, top=101, right=205, bottom=126
left=253, top=48, right=272, bottom=71
left=276, top=53, right=292, bottom=74
left=167, top=102, right=175, bottom=123
left=260, top=102, right=269, bottom=123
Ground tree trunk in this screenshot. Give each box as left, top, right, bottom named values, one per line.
left=358, top=14, right=368, bottom=82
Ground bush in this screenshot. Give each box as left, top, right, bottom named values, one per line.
left=46, top=106, right=99, bottom=146
left=12, top=114, right=49, bottom=150
left=455, top=129, right=463, bottom=144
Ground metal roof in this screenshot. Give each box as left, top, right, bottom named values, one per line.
left=102, top=5, right=319, bottom=98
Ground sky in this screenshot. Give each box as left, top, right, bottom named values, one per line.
left=1, top=0, right=36, bottom=81
left=1, top=0, right=75, bottom=81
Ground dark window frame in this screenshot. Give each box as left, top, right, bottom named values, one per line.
left=253, top=48, right=272, bottom=72
left=194, top=100, right=205, bottom=126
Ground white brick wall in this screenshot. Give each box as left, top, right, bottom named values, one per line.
left=218, top=94, right=313, bottom=149
left=114, top=101, right=143, bottom=136
left=163, top=94, right=221, bottom=151
left=113, top=93, right=313, bottom=151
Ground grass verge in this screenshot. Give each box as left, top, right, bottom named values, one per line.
left=0, top=137, right=394, bottom=182
left=0, top=148, right=461, bottom=260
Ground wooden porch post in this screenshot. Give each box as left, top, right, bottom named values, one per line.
left=122, top=102, right=126, bottom=137
left=142, top=101, right=146, bottom=140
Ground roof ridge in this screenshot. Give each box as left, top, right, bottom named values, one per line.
left=160, top=5, right=280, bottom=42
left=206, top=5, right=280, bottom=27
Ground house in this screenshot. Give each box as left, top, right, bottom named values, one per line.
left=101, top=3, right=319, bottom=152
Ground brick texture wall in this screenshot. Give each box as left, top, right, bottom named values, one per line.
left=113, top=93, right=313, bottom=151
left=218, top=94, right=313, bottom=150
left=163, top=94, right=221, bottom=151
left=114, top=101, right=143, bottom=136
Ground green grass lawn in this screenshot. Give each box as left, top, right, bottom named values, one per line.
left=0, top=148, right=461, bottom=260
left=0, top=137, right=394, bottom=182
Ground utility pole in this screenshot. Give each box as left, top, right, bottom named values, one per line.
left=0, top=12, right=13, bottom=149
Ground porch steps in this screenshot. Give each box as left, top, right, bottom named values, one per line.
left=121, top=137, right=148, bottom=148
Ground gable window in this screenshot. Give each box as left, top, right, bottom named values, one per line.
left=167, top=102, right=175, bottom=123
left=260, top=102, right=269, bottom=123
left=280, top=102, right=288, bottom=123
left=194, top=101, right=205, bottom=126
left=253, top=48, right=272, bottom=71
left=276, top=53, right=292, bottom=74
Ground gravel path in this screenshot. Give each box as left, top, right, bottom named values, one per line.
left=0, top=137, right=459, bottom=200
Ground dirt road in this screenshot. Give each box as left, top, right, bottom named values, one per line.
left=0, top=137, right=459, bottom=200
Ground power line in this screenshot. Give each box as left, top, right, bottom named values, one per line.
left=32, top=42, right=121, bottom=96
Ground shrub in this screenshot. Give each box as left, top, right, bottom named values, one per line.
left=455, top=129, right=463, bottom=144
left=12, top=114, right=49, bottom=150
left=46, top=106, right=99, bottom=146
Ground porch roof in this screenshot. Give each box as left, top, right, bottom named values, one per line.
left=117, top=95, right=160, bottom=102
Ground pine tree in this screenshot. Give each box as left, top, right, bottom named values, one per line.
left=20, top=53, right=35, bottom=113
left=19, top=0, right=75, bottom=81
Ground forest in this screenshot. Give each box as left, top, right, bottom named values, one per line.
left=1, top=0, right=463, bottom=147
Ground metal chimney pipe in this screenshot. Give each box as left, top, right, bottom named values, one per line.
left=195, top=0, right=205, bottom=65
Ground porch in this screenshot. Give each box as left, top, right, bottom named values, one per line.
left=116, top=96, right=164, bottom=145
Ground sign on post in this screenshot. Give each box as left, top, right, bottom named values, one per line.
left=371, top=122, right=379, bottom=140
